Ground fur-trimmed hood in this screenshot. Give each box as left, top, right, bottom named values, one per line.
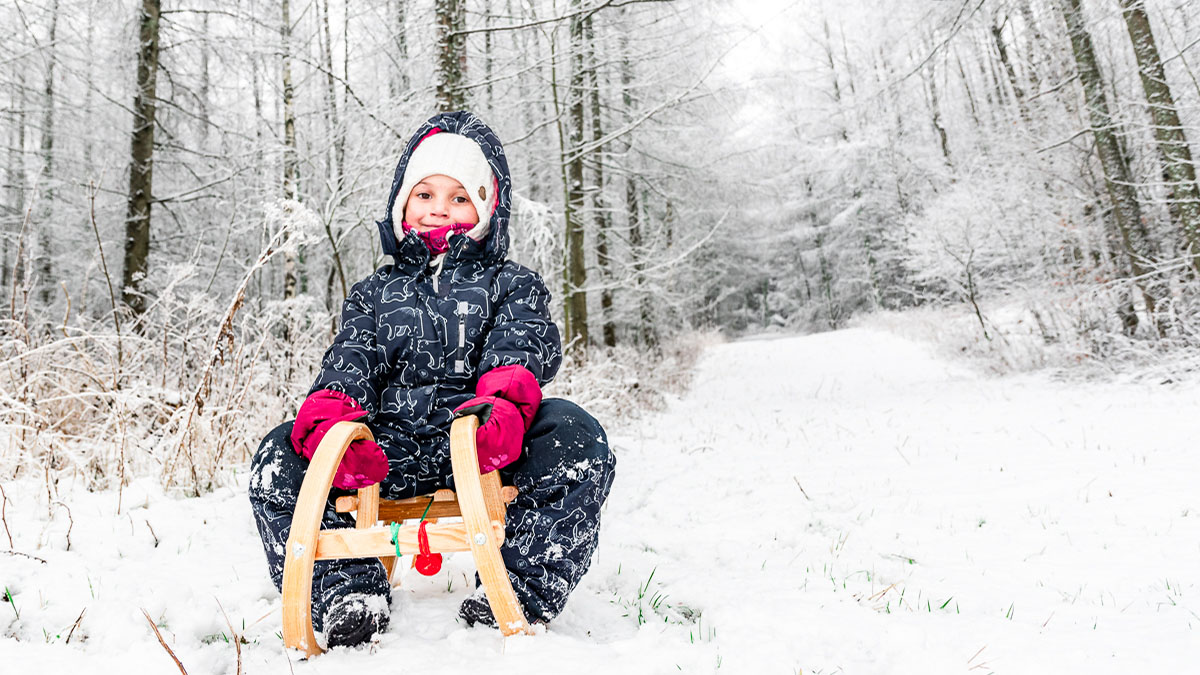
left=377, top=111, right=513, bottom=270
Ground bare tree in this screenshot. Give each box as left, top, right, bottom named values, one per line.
left=585, top=15, right=615, bottom=348
left=390, top=0, right=409, bottom=98
left=561, top=0, right=589, bottom=348
left=436, top=0, right=467, bottom=110
left=619, top=12, right=653, bottom=347
left=4, top=65, right=28, bottom=297
left=1057, top=0, right=1160, bottom=326
left=281, top=0, right=299, bottom=300
left=36, top=0, right=59, bottom=307
left=989, top=9, right=1030, bottom=122
left=121, top=0, right=162, bottom=320
left=198, top=11, right=211, bottom=149
left=1118, top=0, right=1200, bottom=274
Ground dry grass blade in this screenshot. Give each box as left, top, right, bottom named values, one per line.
left=65, top=607, right=86, bottom=643
left=0, top=483, right=13, bottom=548
left=867, top=582, right=897, bottom=602
left=216, top=598, right=243, bottom=675
left=141, top=608, right=189, bottom=674
left=792, top=476, right=811, bottom=500
left=967, top=644, right=986, bottom=663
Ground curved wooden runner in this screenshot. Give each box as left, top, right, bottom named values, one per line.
left=281, top=416, right=530, bottom=658
left=281, top=420, right=375, bottom=657
left=449, top=414, right=531, bottom=637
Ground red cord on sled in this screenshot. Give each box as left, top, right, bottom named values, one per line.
left=414, top=520, right=443, bottom=576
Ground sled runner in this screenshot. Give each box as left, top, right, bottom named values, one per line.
left=281, top=415, right=531, bottom=656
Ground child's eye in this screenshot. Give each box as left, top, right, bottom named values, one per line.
left=452, top=196, right=469, bottom=204
left=415, top=191, right=431, bottom=200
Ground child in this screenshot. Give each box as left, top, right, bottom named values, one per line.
left=248, top=111, right=616, bottom=648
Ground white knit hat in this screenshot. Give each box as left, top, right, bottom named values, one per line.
left=391, top=132, right=496, bottom=226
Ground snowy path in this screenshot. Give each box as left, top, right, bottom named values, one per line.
left=4, top=327, right=1200, bottom=673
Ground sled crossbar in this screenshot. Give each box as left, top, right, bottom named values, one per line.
left=314, top=521, right=507, bottom=559
left=334, top=486, right=519, bottom=521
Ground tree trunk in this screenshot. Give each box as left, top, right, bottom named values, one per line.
left=978, top=30, right=1006, bottom=111
left=586, top=16, right=615, bottom=348
left=990, top=12, right=1030, bottom=121
left=83, top=4, right=95, bottom=172
left=484, top=0, right=494, bottom=111
left=954, top=48, right=982, bottom=128
left=390, top=0, right=409, bottom=98
left=815, top=225, right=838, bottom=329
left=562, top=2, right=589, bottom=349
left=620, top=17, right=654, bottom=347
left=1058, top=0, right=1160, bottom=324
left=435, top=0, right=466, bottom=110
left=319, top=0, right=348, bottom=306
left=121, top=0, right=162, bottom=319
left=821, top=18, right=848, bottom=141
left=924, top=58, right=952, bottom=163
left=320, top=0, right=344, bottom=192
left=4, top=67, right=27, bottom=297
left=281, top=0, right=299, bottom=300
left=37, top=0, right=59, bottom=307
left=1119, top=0, right=1200, bottom=274
left=514, top=0, right=546, bottom=202
left=198, top=11, right=211, bottom=149
left=1016, top=1, right=1045, bottom=94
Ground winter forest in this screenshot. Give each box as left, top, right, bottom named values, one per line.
left=3, top=0, right=1200, bottom=671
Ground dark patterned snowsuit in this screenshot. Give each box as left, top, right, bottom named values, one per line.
left=247, top=111, right=615, bottom=630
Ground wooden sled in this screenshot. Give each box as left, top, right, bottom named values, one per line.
left=281, top=415, right=531, bottom=657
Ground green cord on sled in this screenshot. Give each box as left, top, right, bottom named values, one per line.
left=388, top=495, right=437, bottom=558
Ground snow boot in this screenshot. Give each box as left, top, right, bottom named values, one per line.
left=458, top=590, right=498, bottom=628
left=322, top=593, right=390, bottom=648
left=458, top=588, right=544, bottom=629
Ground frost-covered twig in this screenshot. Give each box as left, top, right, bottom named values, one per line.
left=0, top=482, right=11, bottom=548
left=161, top=201, right=314, bottom=493
left=52, top=500, right=73, bottom=551
left=65, top=607, right=86, bottom=644
left=88, top=181, right=123, bottom=378
left=1, top=550, right=47, bottom=564
left=216, top=598, right=243, bottom=675
left=141, top=608, right=189, bottom=674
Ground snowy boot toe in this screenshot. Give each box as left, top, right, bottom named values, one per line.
left=459, top=589, right=543, bottom=629
left=322, top=592, right=390, bottom=648
left=458, top=590, right=498, bottom=628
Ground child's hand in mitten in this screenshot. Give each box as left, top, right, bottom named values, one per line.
left=475, top=365, right=542, bottom=427
left=292, top=389, right=389, bottom=489
left=453, top=395, right=525, bottom=473
left=331, top=437, right=390, bottom=490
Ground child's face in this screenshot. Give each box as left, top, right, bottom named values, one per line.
left=403, top=174, right=480, bottom=231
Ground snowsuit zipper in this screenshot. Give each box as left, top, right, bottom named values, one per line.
left=430, top=255, right=446, bottom=293
left=454, top=300, right=467, bottom=373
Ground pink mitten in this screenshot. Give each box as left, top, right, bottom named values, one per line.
left=291, top=390, right=389, bottom=490
left=453, top=395, right=525, bottom=473
left=330, top=436, right=390, bottom=490
left=475, top=365, right=542, bottom=428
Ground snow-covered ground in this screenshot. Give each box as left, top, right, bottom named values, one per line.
left=3, top=326, right=1199, bottom=673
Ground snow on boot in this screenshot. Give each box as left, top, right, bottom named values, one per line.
left=458, top=589, right=498, bottom=628
left=322, top=593, right=390, bottom=648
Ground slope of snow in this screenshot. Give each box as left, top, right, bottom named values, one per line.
left=3, top=327, right=1199, bottom=673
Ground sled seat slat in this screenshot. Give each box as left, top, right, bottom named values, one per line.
left=335, top=486, right=519, bottom=521
left=313, top=521, right=507, bottom=560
